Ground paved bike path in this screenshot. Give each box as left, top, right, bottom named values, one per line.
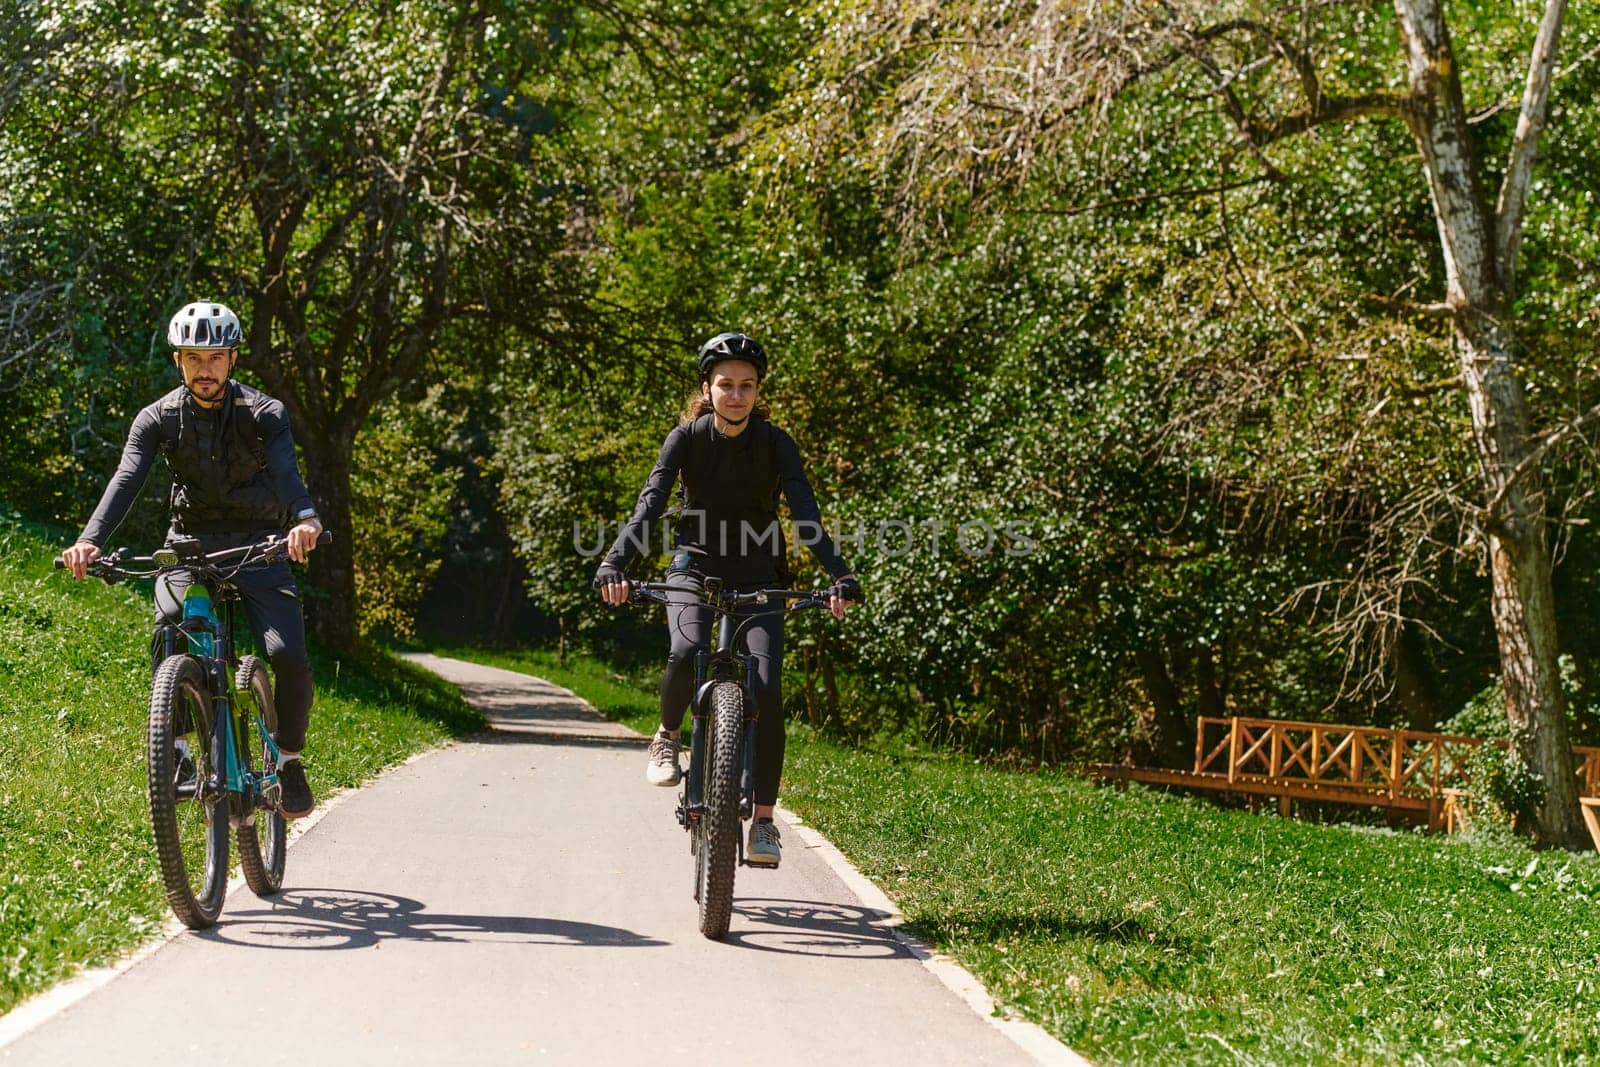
left=3, top=654, right=1067, bottom=1066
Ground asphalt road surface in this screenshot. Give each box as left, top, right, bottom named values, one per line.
left=2, top=654, right=1069, bottom=1066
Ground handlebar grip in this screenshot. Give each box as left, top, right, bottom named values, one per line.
left=53, top=558, right=65, bottom=569
left=317, top=530, right=333, bottom=545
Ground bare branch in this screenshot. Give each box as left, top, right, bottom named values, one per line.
left=1495, top=0, right=1568, bottom=293
left=1358, top=292, right=1457, bottom=319
left=1485, top=394, right=1600, bottom=522
left=1016, top=175, right=1272, bottom=217
left=1246, top=91, right=1413, bottom=146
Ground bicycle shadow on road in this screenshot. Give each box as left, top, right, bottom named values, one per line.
left=721, top=898, right=912, bottom=960
left=197, top=888, right=667, bottom=951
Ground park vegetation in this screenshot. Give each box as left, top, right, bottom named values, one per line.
left=6, top=1, right=1600, bottom=848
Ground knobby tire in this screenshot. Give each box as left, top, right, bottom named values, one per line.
left=235, top=655, right=286, bottom=896
left=698, top=681, right=744, bottom=940
left=147, top=655, right=228, bottom=929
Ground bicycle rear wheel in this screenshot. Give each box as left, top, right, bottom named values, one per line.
left=697, top=681, right=744, bottom=940
left=148, top=654, right=229, bottom=929
left=235, top=655, right=285, bottom=896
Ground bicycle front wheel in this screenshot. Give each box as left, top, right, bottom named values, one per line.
left=147, top=654, right=229, bottom=929
left=697, top=681, right=744, bottom=940
left=234, top=655, right=285, bottom=896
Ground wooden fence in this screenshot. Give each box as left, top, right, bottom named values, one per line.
left=1092, top=715, right=1600, bottom=832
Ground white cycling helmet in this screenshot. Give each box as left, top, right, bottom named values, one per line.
left=167, top=301, right=242, bottom=349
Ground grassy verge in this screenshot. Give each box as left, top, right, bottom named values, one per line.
left=455, top=643, right=1600, bottom=1066
left=0, top=517, right=483, bottom=1016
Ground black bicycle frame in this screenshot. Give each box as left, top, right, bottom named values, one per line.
left=682, top=580, right=762, bottom=820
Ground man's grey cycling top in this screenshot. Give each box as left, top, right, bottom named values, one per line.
left=78, top=381, right=316, bottom=548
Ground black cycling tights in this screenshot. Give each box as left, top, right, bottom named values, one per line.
left=659, top=596, right=786, bottom=806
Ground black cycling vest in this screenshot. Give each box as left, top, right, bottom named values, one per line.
left=158, top=382, right=285, bottom=534
left=679, top=413, right=779, bottom=546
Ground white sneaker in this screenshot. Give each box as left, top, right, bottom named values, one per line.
left=747, top=818, right=781, bottom=867
left=644, top=730, right=682, bottom=786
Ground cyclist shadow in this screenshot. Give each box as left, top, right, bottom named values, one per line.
left=198, top=887, right=667, bottom=951
left=722, top=897, right=912, bottom=959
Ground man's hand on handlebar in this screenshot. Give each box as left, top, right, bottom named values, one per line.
left=286, top=516, right=324, bottom=564
left=60, top=541, right=102, bottom=581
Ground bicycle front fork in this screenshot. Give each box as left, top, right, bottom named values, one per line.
left=681, top=650, right=760, bottom=820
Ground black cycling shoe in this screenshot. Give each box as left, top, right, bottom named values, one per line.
left=277, top=760, right=315, bottom=819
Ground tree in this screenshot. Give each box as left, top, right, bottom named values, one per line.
left=213, top=0, right=599, bottom=653
left=495, top=398, right=641, bottom=666
left=3, top=0, right=603, bottom=651
left=349, top=386, right=456, bottom=642
left=763, top=0, right=1596, bottom=846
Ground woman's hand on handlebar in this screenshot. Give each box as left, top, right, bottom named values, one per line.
left=60, top=541, right=101, bottom=581
left=828, top=574, right=861, bottom=620
left=594, top=562, right=631, bottom=607
left=286, top=516, right=324, bottom=564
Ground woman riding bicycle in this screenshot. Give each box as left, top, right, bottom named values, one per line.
left=595, top=332, right=861, bottom=867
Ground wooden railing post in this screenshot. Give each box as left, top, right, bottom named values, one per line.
left=1194, top=716, right=1205, bottom=774
left=1389, top=728, right=1402, bottom=803
left=1228, top=716, right=1240, bottom=785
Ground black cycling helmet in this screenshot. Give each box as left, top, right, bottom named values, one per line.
left=697, top=332, right=768, bottom=381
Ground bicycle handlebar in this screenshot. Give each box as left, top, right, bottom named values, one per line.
left=625, top=579, right=832, bottom=613
left=56, top=530, right=334, bottom=579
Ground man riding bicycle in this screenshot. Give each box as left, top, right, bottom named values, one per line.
left=60, top=301, right=324, bottom=818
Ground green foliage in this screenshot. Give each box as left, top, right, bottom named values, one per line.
left=493, top=385, right=653, bottom=653
left=351, top=388, right=456, bottom=641
left=10, top=0, right=1600, bottom=788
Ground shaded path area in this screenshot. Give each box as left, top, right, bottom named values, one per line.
left=3, top=654, right=1054, bottom=1065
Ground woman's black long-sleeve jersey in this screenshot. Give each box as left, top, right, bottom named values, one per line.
left=602, top=413, right=850, bottom=586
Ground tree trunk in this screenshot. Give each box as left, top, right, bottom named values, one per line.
left=821, top=647, right=840, bottom=725
left=489, top=548, right=516, bottom=643
left=1457, top=316, right=1584, bottom=847
left=1135, top=647, right=1191, bottom=769
left=557, top=614, right=568, bottom=669
left=1395, top=0, right=1585, bottom=848
left=297, top=431, right=359, bottom=656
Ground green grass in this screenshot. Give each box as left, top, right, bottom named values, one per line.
left=0, top=516, right=484, bottom=1015
left=465, top=643, right=1600, bottom=1066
